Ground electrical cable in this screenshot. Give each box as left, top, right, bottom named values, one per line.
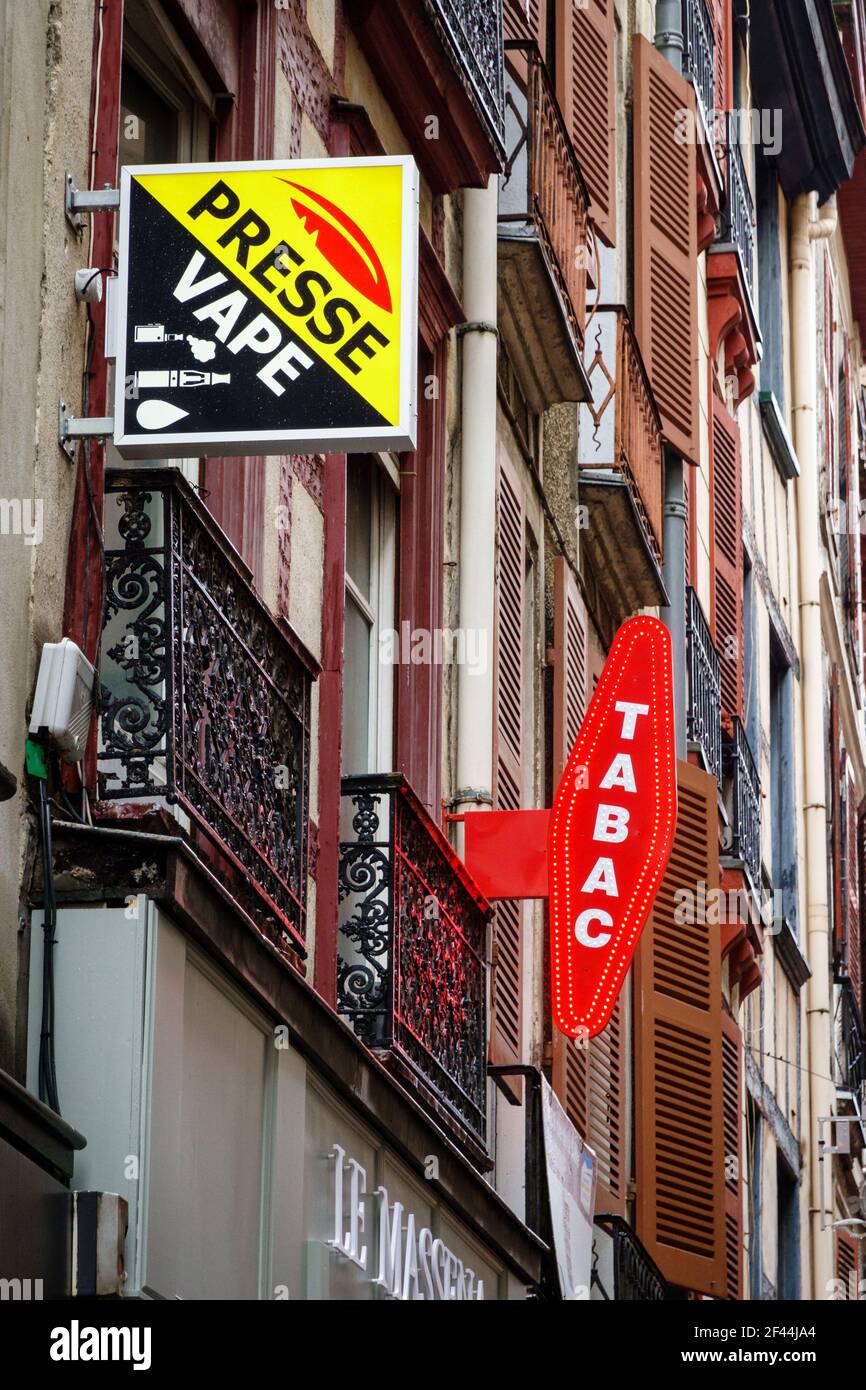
left=37, top=776, right=61, bottom=1115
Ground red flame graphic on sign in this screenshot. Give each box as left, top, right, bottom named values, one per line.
left=278, top=178, right=393, bottom=313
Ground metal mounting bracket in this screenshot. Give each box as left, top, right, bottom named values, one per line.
left=65, top=171, right=120, bottom=235
left=59, top=400, right=114, bottom=459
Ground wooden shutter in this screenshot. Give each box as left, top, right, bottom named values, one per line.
left=711, top=392, right=744, bottom=722
left=554, top=0, right=616, bottom=245
left=836, top=1230, right=861, bottom=1299
left=844, top=765, right=862, bottom=1007
left=491, top=454, right=526, bottom=1067
left=722, top=1011, right=743, bottom=1300
left=709, top=0, right=730, bottom=117
left=549, top=558, right=627, bottom=1213
left=551, top=555, right=587, bottom=784
left=635, top=759, right=726, bottom=1296
left=552, top=997, right=628, bottom=1214
left=504, top=0, right=547, bottom=47
left=634, top=36, right=699, bottom=464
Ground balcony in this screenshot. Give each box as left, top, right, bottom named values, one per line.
left=338, top=774, right=489, bottom=1148
left=498, top=41, right=592, bottom=410
left=577, top=306, right=667, bottom=624
left=686, top=586, right=723, bottom=784
left=708, top=130, right=761, bottom=405
left=682, top=0, right=715, bottom=125
left=836, top=981, right=866, bottom=1101
left=98, top=470, right=317, bottom=955
left=723, top=716, right=762, bottom=892
left=346, top=0, right=504, bottom=192
left=593, top=1215, right=667, bottom=1301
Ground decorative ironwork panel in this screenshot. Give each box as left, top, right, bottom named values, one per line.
left=500, top=45, right=590, bottom=354
left=724, top=715, right=761, bottom=890
left=686, top=586, right=723, bottom=785
left=99, top=471, right=315, bottom=952
left=719, top=129, right=755, bottom=298
left=427, top=0, right=505, bottom=153
left=836, top=982, right=866, bottom=1097
left=682, top=0, right=715, bottom=124
left=338, top=774, right=489, bottom=1144
left=579, top=306, right=664, bottom=560
left=595, top=1215, right=667, bottom=1301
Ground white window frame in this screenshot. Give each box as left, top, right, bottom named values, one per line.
left=344, top=458, right=398, bottom=775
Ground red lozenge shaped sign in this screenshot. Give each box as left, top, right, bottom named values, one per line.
left=548, top=615, right=677, bottom=1040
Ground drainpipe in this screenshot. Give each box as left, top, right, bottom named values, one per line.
left=655, top=0, right=684, bottom=73
left=455, top=179, right=499, bottom=823
left=661, top=455, right=687, bottom=759
left=790, top=190, right=837, bottom=1299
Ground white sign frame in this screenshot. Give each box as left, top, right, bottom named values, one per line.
left=112, top=156, right=419, bottom=459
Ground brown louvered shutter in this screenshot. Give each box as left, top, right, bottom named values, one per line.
left=721, top=1012, right=743, bottom=1300
left=554, top=0, right=616, bottom=245
left=836, top=1230, right=861, bottom=1299
left=549, top=573, right=627, bottom=1214
left=711, top=393, right=744, bottom=722
left=709, top=0, right=730, bottom=117
left=551, top=555, right=587, bottom=780
left=634, top=36, right=699, bottom=464
left=551, top=999, right=628, bottom=1214
left=504, top=0, right=547, bottom=47
left=491, top=454, right=526, bottom=1068
left=635, top=759, right=726, bottom=1296
left=844, top=767, right=862, bottom=1007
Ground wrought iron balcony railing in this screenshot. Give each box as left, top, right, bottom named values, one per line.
left=724, top=715, right=762, bottom=890
left=836, top=981, right=866, bottom=1099
left=98, top=470, right=317, bottom=953
left=579, top=306, right=664, bottom=566
left=338, top=774, right=489, bottom=1145
left=594, top=1215, right=667, bottom=1301
left=686, top=587, right=723, bottom=784
left=682, top=0, right=716, bottom=125
left=426, top=0, right=505, bottom=153
left=719, top=130, right=756, bottom=300
left=500, top=41, right=590, bottom=357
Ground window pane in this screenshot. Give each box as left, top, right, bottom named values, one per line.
left=120, top=62, right=179, bottom=166
left=346, top=457, right=372, bottom=599
left=343, top=594, right=371, bottom=774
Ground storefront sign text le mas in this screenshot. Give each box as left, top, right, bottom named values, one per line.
left=464, top=616, right=677, bottom=1039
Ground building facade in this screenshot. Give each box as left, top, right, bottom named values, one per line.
left=0, top=0, right=864, bottom=1302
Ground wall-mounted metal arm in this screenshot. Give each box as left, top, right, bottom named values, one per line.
left=58, top=401, right=113, bottom=459
left=65, top=171, right=120, bottom=235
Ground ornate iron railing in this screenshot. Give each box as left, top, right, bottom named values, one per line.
left=682, top=0, right=716, bottom=124
left=426, top=0, right=505, bottom=154
left=579, top=306, right=664, bottom=561
left=836, top=981, right=866, bottom=1098
left=594, top=1215, right=667, bottom=1301
left=500, top=41, right=590, bottom=355
left=338, top=774, right=489, bottom=1144
left=98, top=470, right=317, bottom=953
left=686, top=586, right=723, bottom=784
left=724, top=715, right=762, bottom=890
left=720, top=130, right=755, bottom=299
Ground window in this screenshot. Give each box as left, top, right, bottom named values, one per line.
left=110, top=1, right=215, bottom=488
left=342, top=457, right=397, bottom=775
left=776, top=1154, right=800, bottom=1300
left=756, top=149, right=784, bottom=410
left=770, top=634, right=798, bottom=934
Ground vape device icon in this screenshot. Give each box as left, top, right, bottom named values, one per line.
left=134, top=323, right=184, bottom=343
left=132, top=369, right=231, bottom=389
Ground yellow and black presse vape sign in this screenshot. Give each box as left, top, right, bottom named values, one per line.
left=113, top=158, right=419, bottom=458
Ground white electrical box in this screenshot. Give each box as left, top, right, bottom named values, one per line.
left=29, top=637, right=95, bottom=762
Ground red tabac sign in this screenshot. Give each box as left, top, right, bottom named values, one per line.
left=548, top=615, right=676, bottom=1038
